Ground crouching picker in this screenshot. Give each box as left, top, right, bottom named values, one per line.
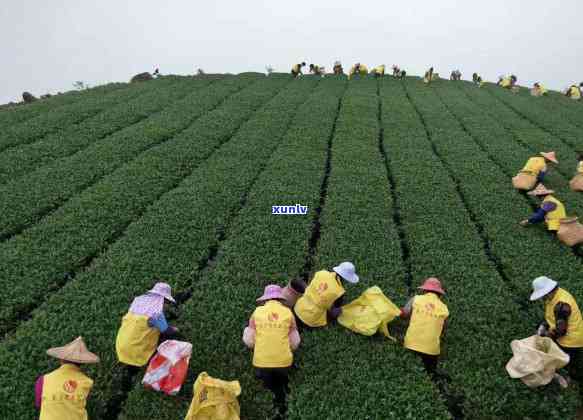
left=512, top=151, right=557, bottom=191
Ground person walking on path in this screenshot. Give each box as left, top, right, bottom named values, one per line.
left=401, top=278, right=449, bottom=376
left=35, top=337, right=99, bottom=420
left=243, top=285, right=301, bottom=418
left=294, top=262, right=360, bottom=328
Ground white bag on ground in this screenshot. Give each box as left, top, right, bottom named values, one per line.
left=506, top=335, right=569, bottom=387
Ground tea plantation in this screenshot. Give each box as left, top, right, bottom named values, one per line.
left=1, top=72, right=583, bottom=419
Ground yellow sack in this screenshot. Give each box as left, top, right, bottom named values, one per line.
left=185, top=372, right=241, bottom=420
left=338, top=286, right=401, bottom=339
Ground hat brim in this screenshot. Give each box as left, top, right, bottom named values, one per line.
left=418, top=285, right=445, bottom=295
left=46, top=348, right=100, bottom=364
left=150, top=291, right=175, bottom=303
left=530, top=283, right=557, bottom=301
left=256, top=294, right=284, bottom=303
left=332, top=267, right=359, bottom=284
left=540, top=153, right=558, bottom=164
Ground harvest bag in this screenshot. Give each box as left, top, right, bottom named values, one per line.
left=506, top=335, right=569, bottom=387
left=338, top=286, right=401, bottom=339
left=512, top=172, right=537, bottom=190
left=142, top=340, right=192, bottom=395
left=185, top=372, right=241, bottom=420
left=281, top=281, right=302, bottom=308
left=570, top=175, right=583, bottom=192
left=557, top=217, right=583, bottom=246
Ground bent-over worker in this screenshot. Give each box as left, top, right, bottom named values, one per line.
left=401, top=277, right=449, bottom=375
left=294, top=262, right=360, bottom=328
left=243, top=285, right=300, bottom=417
left=35, top=337, right=99, bottom=420
left=349, top=63, right=368, bottom=79
left=531, top=83, right=548, bottom=97
left=370, top=65, right=386, bottom=78
left=333, top=61, right=344, bottom=75
left=309, top=64, right=324, bottom=76
left=566, top=84, right=581, bottom=100
left=424, top=67, right=435, bottom=84
left=518, top=151, right=558, bottom=185
left=116, top=281, right=179, bottom=367
left=291, top=62, right=306, bottom=78
left=520, top=184, right=566, bottom=232
left=531, top=276, right=583, bottom=384
left=450, top=70, right=461, bottom=81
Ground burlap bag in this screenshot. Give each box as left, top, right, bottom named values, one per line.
left=506, top=335, right=569, bottom=388
left=569, top=174, right=583, bottom=192
left=512, top=172, right=537, bottom=190
left=281, top=282, right=302, bottom=308
left=557, top=217, right=583, bottom=246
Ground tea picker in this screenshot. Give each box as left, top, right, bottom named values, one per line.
left=512, top=151, right=558, bottom=191
left=519, top=184, right=565, bottom=232
left=291, top=62, right=306, bottom=78
left=116, top=281, right=181, bottom=368
left=243, top=285, right=301, bottom=417
left=309, top=64, right=324, bottom=75
left=370, top=65, right=386, bottom=78
left=294, top=262, right=360, bottom=328
left=35, top=337, right=99, bottom=420
left=565, top=84, right=581, bottom=100
left=348, top=63, right=368, bottom=79
left=530, top=82, right=548, bottom=97
left=333, top=60, right=344, bottom=75
left=530, top=276, right=583, bottom=385
left=400, top=278, right=449, bottom=375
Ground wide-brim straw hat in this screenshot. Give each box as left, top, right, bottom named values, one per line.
left=418, top=277, right=445, bottom=295
left=527, top=184, right=554, bottom=196
left=256, top=284, right=285, bottom=302
left=148, top=282, right=175, bottom=303
left=540, top=151, right=558, bottom=164
left=47, top=336, right=100, bottom=364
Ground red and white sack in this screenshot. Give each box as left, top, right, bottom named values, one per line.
left=142, top=340, right=192, bottom=395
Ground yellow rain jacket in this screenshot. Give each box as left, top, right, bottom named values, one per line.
left=349, top=64, right=368, bottom=79
left=545, top=288, right=583, bottom=348
left=252, top=300, right=294, bottom=368
left=521, top=157, right=546, bottom=176
left=501, top=77, right=512, bottom=88
left=292, top=64, right=302, bottom=74
left=570, top=86, right=581, bottom=100
left=338, top=286, right=401, bottom=339
left=404, top=293, right=449, bottom=356
left=185, top=372, right=241, bottom=420
left=115, top=313, right=160, bottom=367
left=542, top=195, right=566, bottom=231
left=40, top=364, right=93, bottom=420
left=294, top=270, right=345, bottom=327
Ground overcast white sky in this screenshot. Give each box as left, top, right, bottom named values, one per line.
left=1, top=1, right=582, bottom=104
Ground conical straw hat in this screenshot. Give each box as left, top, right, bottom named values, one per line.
left=540, top=151, right=558, bottom=164
left=46, top=336, right=100, bottom=364
left=527, top=184, right=555, bottom=196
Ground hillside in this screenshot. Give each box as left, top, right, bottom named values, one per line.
left=0, top=73, right=582, bottom=419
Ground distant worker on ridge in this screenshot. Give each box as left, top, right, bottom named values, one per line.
left=424, top=67, right=435, bottom=84
left=566, top=84, right=581, bottom=100
left=531, top=82, right=548, bottom=97
left=291, top=62, right=306, bottom=78
left=309, top=64, right=324, bottom=76
left=333, top=61, right=344, bottom=75
left=450, top=70, right=462, bottom=81
left=370, top=64, right=386, bottom=78
left=349, top=63, right=368, bottom=79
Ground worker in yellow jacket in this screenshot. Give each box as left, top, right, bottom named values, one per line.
left=243, top=285, right=301, bottom=417
left=294, top=262, right=360, bottom=328
left=291, top=62, right=306, bottom=78
left=531, top=276, right=583, bottom=383
left=520, top=184, right=566, bottom=232
left=116, top=282, right=179, bottom=367
left=370, top=65, right=386, bottom=78
left=518, top=151, right=558, bottom=186
left=423, top=67, right=435, bottom=84
left=349, top=63, right=368, bottom=79
left=531, top=82, right=548, bottom=97
left=401, top=278, right=449, bottom=375
left=35, top=337, right=100, bottom=420
left=566, top=84, right=582, bottom=100
left=309, top=64, right=324, bottom=76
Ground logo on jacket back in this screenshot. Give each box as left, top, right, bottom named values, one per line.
left=63, top=380, right=78, bottom=393
left=268, top=312, right=279, bottom=322
left=317, top=283, right=328, bottom=294
left=424, top=303, right=436, bottom=312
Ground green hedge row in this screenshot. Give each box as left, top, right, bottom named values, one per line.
left=118, top=75, right=342, bottom=420
left=0, top=83, right=140, bottom=152
left=0, top=75, right=280, bottom=335
left=0, top=77, right=200, bottom=184
left=287, top=77, right=451, bottom=419
left=0, top=76, right=316, bottom=419
left=0, top=75, right=259, bottom=240
left=0, top=83, right=126, bottom=130
left=383, top=77, right=578, bottom=419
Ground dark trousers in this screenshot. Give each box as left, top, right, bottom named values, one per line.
left=560, top=346, right=583, bottom=381
left=412, top=350, right=438, bottom=375
left=256, top=367, right=290, bottom=414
